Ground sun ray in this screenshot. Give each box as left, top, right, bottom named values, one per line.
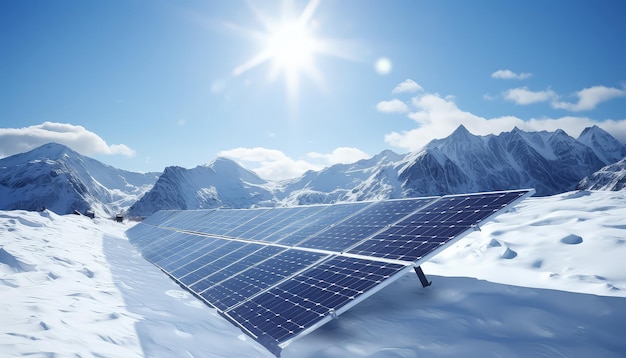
left=231, top=0, right=336, bottom=103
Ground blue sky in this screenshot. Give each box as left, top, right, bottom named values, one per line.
left=1, top=0, right=625, bottom=179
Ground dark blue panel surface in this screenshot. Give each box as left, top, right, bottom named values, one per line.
left=221, top=208, right=274, bottom=238
left=188, top=243, right=266, bottom=293
left=225, top=256, right=407, bottom=346
left=141, top=231, right=196, bottom=262
left=139, top=210, right=181, bottom=227
left=297, top=198, right=435, bottom=252
left=126, top=224, right=173, bottom=249
left=201, top=249, right=327, bottom=311
left=276, top=202, right=371, bottom=246
left=250, top=205, right=327, bottom=242
left=194, top=209, right=268, bottom=236
left=167, top=210, right=215, bottom=231
left=154, top=238, right=215, bottom=273
left=174, top=240, right=247, bottom=285
left=347, top=191, right=530, bottom=261
left=201, top=245, right=286, bottom=285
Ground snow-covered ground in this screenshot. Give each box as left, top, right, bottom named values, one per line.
left=1, top=191, right=626, bottom=357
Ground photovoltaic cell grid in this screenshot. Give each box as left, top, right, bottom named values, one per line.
left=347, top=190, right=530, bottom=262
left=126, top=189, right=534, bottom=356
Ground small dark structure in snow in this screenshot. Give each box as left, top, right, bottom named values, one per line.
left=115, top=214, right=124, bottom=223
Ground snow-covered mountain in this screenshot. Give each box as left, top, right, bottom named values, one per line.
left=397, top=125, right=616, bottom=196
left=577, top=157, right=626, bottom=191
left=577, top=125, right=626, bottom=164
left=127, top=125, right=625, bottom=217
left=277, top=149, right=404, bottom=205
left=127, top=157, right=276, bottom=217
left=2, top=126, right=625, bottom=218
left=0, top=143, right=160, bottom=217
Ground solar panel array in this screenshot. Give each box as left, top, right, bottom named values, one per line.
left=126, top=189, right=534, bottom=356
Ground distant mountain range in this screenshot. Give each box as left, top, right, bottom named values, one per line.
left=1, top=126, right=625, bottom=217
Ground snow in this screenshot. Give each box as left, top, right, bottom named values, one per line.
left=2, top=191, right=626, bottom=357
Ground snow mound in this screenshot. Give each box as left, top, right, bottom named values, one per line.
left=0, top=248, right=36, bottom=273
left=560, top=234, right=584, bottom=245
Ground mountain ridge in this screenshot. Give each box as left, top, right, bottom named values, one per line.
left=2, top=126, right=625, bottom=217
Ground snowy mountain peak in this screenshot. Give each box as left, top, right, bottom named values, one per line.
left=37, top=142, right=75, bottom=158
left=371, top=149, right=403, bottom=163
left=577, top=125, right=626, bottom=165
left=451, top=123, right=468, bottom=134
left=450, top=124, right=473, bottom=138
left=0, top=142, right=76, bottom=168
left=205, top=157, right=266, bottom=185
left=579, top=124, right=604, bottom=138
left=550, top=128, right=569, bottom=139
left=128, top=159, right=275, bottom=217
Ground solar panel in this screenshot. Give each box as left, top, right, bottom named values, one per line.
left=223, top=256, right=410, bottom=352
left=250, top=205, right=328, bottom=243
left=200, top=249, right=328, bottom=311
left=126, top=189, right=534, bottom=356
left=274, top=202, right=371, bottom=246
left=346, top=191, right=530, bottom=261
left=295, top=197, right=435, bottom=252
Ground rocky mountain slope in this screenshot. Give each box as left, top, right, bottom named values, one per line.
left=0, top=143, right=159, bottom=217
left=577, top=157, right=626, bottom=191
left=127, top=158, right=275, bottom=218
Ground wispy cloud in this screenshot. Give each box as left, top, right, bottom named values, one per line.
left=380, top=79, right=626, bottom=152
left=0, top=122, right=135, bottom=158
left=491, top=69, right=532, bottom=80
left=503, top=85, right=626, bottom=112
left=552, top=86, right=626, bottom=112
left=392, top=79, right=423, bottom=93
left=218, top=146, right=370, bottom=180
left=503, top=87, right=558, bottom=105
left=307, top=147, right=369, bottom=165
left=218, top=147, right=316, bottom=180
left=376, top=99, right=409, bottom=113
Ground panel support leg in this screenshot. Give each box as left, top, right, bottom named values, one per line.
left=414, top=266, right=432, bottom=288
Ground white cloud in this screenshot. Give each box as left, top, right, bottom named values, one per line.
left=383, top=91, right=626, bottom=152
left=491, top=69, right=532, bottom=80
left=376, top=99, right=409, bottom=113
left=307, top=147, right=369, bottom=165
left=552, top=86, right=626, bottom=112
left=392, top=79, right=423, bottom=94
left=219, top=147, right=319, bottom=180
left=503, top=87, right=558, bottom=105
left=218, top=146, right=371, bottom=181
left=502, top=85, right=626, bottom=112
left=0, top=122, right=135, bottom=158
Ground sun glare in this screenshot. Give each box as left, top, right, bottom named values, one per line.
left=267, top=22, right=316, bottom=70
left=232, top=0, right=330, bottom=102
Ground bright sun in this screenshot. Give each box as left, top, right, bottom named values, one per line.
left=267, top=21, right=316, bottom=70
left=232, top=0, right=327, bottom=101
